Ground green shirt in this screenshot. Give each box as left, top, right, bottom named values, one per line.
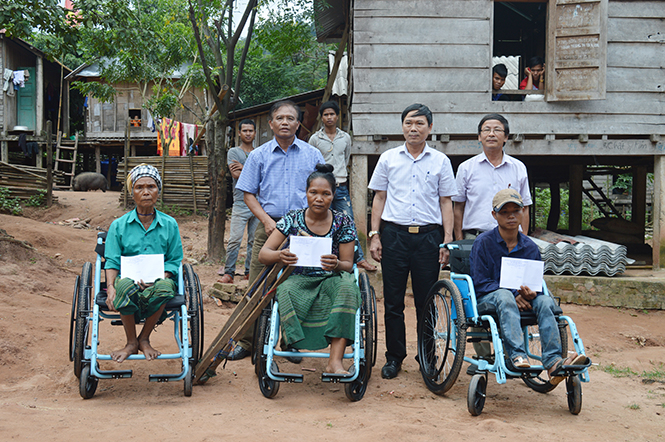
left=105, top=209, right=183, bottom=277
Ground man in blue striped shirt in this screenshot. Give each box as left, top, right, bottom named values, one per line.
left=229, top=100, right=324, bottom=360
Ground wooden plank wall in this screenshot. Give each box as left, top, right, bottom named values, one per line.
left=87, top=81, right=207, bottom=139
left=351, top=0, right=665, bottom=138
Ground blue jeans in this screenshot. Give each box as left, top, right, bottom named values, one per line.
left=477, top=289, right=562, bottom=369
left=223, top=203, right=259, bottom=276
left=332, top=184, right=365, bottom=262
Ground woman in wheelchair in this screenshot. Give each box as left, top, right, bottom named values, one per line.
left=470, top=189, right=588, bottom=385
left=258, top=164, right=361, bottom=375
left=104, top=164, right=183, bottom=363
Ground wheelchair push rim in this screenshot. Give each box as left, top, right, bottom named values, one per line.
left=344, top=271, right=376, bottom=401
left=74, top=262, right=93, bottom=379
left=417, top=279, right=467, bottom=395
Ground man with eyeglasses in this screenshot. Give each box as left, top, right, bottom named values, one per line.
left=452, top=113, right=532, bottom=372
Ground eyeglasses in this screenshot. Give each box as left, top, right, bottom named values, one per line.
left=480, top=128, right=505, bottom=135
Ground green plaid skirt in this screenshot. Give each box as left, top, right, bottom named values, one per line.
left=113, top=277, right=176, bottom=322
left=277, top=272, right=361, bottom=351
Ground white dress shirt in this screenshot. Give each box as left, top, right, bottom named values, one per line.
left=369, top=144, right=456, bottom=226
left=452, top=152, right=532, bottom=231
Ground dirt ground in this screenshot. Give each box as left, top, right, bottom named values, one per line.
left=0, top=190, right=664, bottom=441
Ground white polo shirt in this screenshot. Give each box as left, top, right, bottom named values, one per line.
left=369, top=144, right=456, bottom=226
left=452, top=151, right=532, bottom=232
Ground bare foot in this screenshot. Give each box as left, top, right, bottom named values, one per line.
left=325, top=363, right=349, bottom=375
left=139, top=339, right=161, bottom=361
left=111, top=341, right=139, bottom=363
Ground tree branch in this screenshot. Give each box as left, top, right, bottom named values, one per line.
left=188, top=0, right=224, bottom=113
left=231, top=5, right=257, bottom=108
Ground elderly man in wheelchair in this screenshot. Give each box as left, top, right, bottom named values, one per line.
left=104, top=164, right=183, bottom=362
left=470, top=189, right=589, bottom=383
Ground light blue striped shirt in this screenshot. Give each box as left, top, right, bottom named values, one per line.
left=236, top=137, right=325, bottom=218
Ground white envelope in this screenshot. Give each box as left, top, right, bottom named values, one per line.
left=120, top=254, right=165, bottom=283
left=289, top=236, right=332, bottom=268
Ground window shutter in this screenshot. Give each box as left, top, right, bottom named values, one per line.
left=546, top=0, right=608, bottom=101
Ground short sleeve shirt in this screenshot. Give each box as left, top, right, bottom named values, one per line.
left=276, top=208, right=356, bottom=277
left=227, top=146, right=251, bottom=207
left=236, top=138, right=325, bottom=218
left=368, top=144, right=456, bottom=225
left=105, top=209, right=184, bottom=277
left=453, top=152, right=532, bottom=232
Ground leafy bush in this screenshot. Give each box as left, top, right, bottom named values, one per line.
left=535, top=186, right=598, bottom=231
left=0, top=187, right=23, bottom=215
left=25, top=190, right=47, bottom=207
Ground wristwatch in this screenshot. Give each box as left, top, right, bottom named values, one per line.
left=368, top=230, right=380, bottom=239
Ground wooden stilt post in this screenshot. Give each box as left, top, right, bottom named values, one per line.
left=46, top=121, right=53, bottom=207
left=653, top=156, right=665, bottom=268
left=569, top=164, right=583, bottom=235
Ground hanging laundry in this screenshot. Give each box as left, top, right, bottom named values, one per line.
left=13, top=70, right=25, bottom=89
left=156, top=118, right=181, bottom=156
left=146, top=110, right=156, bottom=132
left=180, top=123, right=199, bottom=156
left=3, top=69, right=13, bottom=92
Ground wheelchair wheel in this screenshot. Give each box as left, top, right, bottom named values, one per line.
left=255, top=302, right=280, bottom=398
left=69, top=275, right=80, bottom=363
left=566, top=375, right=582, bottom=415
left=184, top=366, right=193, bottom=397
left=79, top=364, right=98, bottom=399
left=74, top=262, right=92, bottom=379
left=467, top=374, right=487, bottom=416
left=344, top=271, right=375, bottom=402
left=183, top=263, right=203, bottom=365
left=522, top=320, right=569, bottom=393
left=417, top=279, right=466, bottom=395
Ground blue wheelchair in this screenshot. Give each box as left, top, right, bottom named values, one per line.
left=416, top=240, right=591, bottom=415
left=252, top=270, right=377, bottom=401
left=69, top=231, right=204, bottom=399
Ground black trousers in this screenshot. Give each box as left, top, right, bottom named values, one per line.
left=380, top=222, right=442, bottom=364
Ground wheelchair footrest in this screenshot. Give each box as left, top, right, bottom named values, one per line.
left=321, top=372, right=354, bottom=383
left=149, top=373, right=183, bottom=383
left=270, top=371, right=303, bottom=383
left=97, top=368, right=133, bottom=379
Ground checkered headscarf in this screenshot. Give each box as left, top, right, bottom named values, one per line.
left=127, top=164, right=162, bottom=193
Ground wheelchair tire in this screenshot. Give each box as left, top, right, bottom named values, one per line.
left=184, top=366, right=193, bottom=397
left=344, top=272, right=375, bottom=402
left=370, top=284, right=378, bottom=368
left=183, top=263, right=202, bottom=366
left=79, top=364, right=98, bottom=399
left=566, top=375, right=582, bottom=415
left=259, top=361, right=280, bottom=399
left=417, top=279, right=466, bottom=395
left=255, top=302, right=280, bottom=398
left=69, top=275, right=80, bottom=363
left=522, top=320, right=569, bottom=393
left=74, top=262, right=92, bottom=379
left=467, top=374, right=487, bottom=416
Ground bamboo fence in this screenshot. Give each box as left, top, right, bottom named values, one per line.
left=117, top=156, right=209, bottom=211
left=0, top=161, right=61, bottom=201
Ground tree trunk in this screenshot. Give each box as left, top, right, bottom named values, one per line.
left=207, top=114, right=229, bottom=262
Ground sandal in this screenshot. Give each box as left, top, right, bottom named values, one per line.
left=512, top=356, right=531, bottom=369
left=548, top=353, right=588, bottom=385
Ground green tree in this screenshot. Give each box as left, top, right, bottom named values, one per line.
left=188, top=0, right=330, bottom=261
left=0, top=0, right=77, bottom=51
left=70, top=0, right=205, bottom=120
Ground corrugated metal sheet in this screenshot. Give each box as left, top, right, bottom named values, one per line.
left=530, top=231, right=632, bottom=277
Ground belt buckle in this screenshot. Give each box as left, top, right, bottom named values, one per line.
left=408, top=226, right=419, bottom=234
